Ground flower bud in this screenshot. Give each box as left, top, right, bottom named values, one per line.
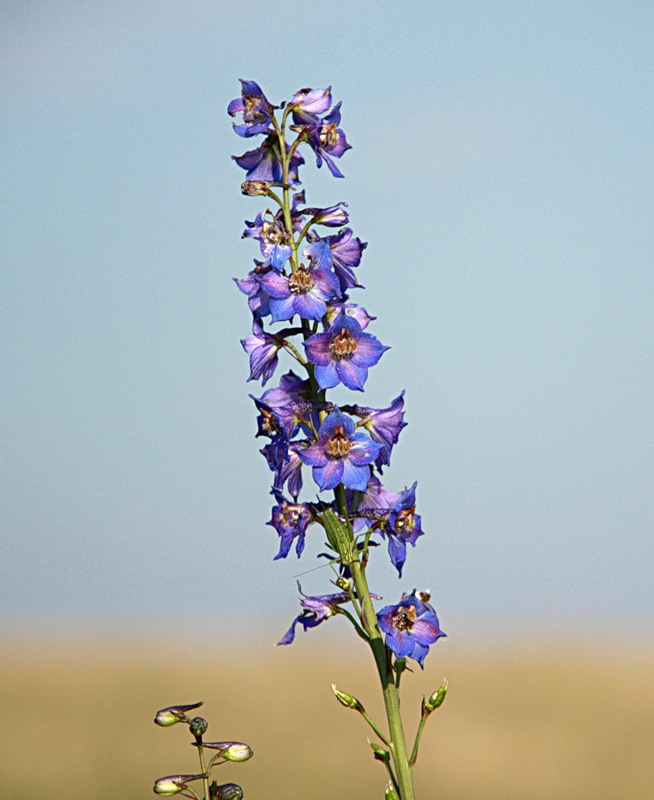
left=368, top=740, right=389, bottom=763
left=190, top=716, right=208, bottom=737
left=424, top=680, right=448, bottom=713
left=332, top=684, right=365, bottom=713
left=153, top=774, right=206, bottom=796
left=223, top=742, right=253, bottom=762
left=335, top=576, right=351, bottom=591
left=385, top=783, right=400, bottom=800
left=154, top=702, right=203, bottom=727
left=241, top=180, right=270, bottom=196
left=194, top=741, right=253, bottom=762
left=211, top=783, right=244, bottom=800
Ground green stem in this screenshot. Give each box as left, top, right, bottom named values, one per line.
left=409, top=711, right=430, bottom=767
left=195, top=739, right=209, bottom=800
left=334, top=487, right=416, bottom=800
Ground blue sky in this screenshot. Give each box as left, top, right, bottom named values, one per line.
left=2, top=1, right=653, bottom=644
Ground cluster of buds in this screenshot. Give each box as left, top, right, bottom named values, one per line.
left=153, top=702, right=252, bottom=799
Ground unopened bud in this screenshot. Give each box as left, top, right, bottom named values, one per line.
left=154, top=702, right=203, bottom=727
left=332, top=684, right=365, bottom=713
left=368, top=740, right=389, bottom=763
left=424, top=680, right=448, bottom=713
left=153, top=774, right=206, bottom=796
left=190, top=716, right=208, bottom=737
left=241, top=180, right=270, bottom=196
left=224, top=742, right=254, bottom=762
left=385, top=783, right=400, bottom=800
left=195, top=741, right=253, bottom=762
left=212, top=783, right=243, bottom=800
left=335, top=576, right=351, bottom=591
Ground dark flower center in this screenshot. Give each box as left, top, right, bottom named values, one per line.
left=326, top=426, right=352, bottom=459
left=289, top=265, right=314, bottom=294
left=329, top=328, right=357, bottom=360
left=261, top=408, right=281, bottom=435
left=243, top=94, right=266, bottom=120
left=320, top=122, right=338, bottom=148
left=392, top=604, right=417, bottom=632
left=395, top=506, right=416, bottom=532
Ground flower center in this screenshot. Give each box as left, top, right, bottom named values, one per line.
left=395, top=506, right=416, bottom=532
left=289, top=265, right=314, bottom=294
left=326, top=426, right=352, bottom=459
left=320, top=122, right=338, bottom=148
left=243, top=93, right=264, bottom=118
left=392, top=604, right=417, bottom=632
left=282, top=503, right=300, bottom=525
left=260, top=408, right=281, bottom=435
left=329, top=328, right=357, bottom=360
left=262, top=220, right=285, bottom=245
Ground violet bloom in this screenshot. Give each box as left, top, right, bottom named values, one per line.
left=384, top=482, right=424, bottom=576
left=240, top=321, right=281, bottom=385
left=277, top=582, right=351, bottom=644
left=289, top=86, right=332, bottom=124
left=325, top=303, right=375, bottom=330
left=262, top=440, right=306, bottom=499
left=377, top=590, right=446, bottom=668
left=227, top=79, right=274, bottom=138
left=304, top=309, right=389, bottom=392
left=233, top=134, right=304, bottom=184
left=295, top=201, right=350, bottom=227
left=268, top=492, right=312, bottom=559
left=298, top=408, right=382, bottom=492
left=234, top=263, right=274, bottom=318
left=357, top=391, right=407, bottom=470
left=242, top=210, right=292, bottom=270
left=257, top=370, right=311, bottom=437
left=250, top=395, right=290, bottom=469
left=304, top=227, right=367, bottom=290
left=301, top=102, right=352, bottom=178
left=257, top=263, right=341, bottom=322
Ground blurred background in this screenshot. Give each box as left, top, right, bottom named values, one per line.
left=2, top=1, right=653, bottom=797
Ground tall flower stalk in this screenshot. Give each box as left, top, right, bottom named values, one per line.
left=230, top=80, right=447, bottom=800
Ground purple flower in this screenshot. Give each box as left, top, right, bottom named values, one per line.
left=241, top=321, right=281, bottom=384
left=305, top=227, right=367, bottom=290
left=352, top=475, right=423, bottom=575
left=234, top=263, right=274, bottom=318
left=304, top=309, right=389, bottom=392
left=357, top=391, right=407, bottom=470
left=289, top=86, right=332, bottom=124
left=298, top=408, right=382, bottom=492
left=257, top=371, right=311, bottom=437
left=295, top=201, right=349, bottom=227
left=384, top=482, right=424, bottom=576
left=242, top=211, right=292, bottom=270
left=277, top=582, right=351, bottom=644
left=377, top=590, right=446, bottom=668
left=257, top=263, right=341, bottom=322
left=249, top=395, right=290, bottom=468
left=298, top=102, right=352, bottom=178
left=325, top=303, right=375, bottom=330
left=268, top=493, right=312, bottom=559
left=233, top=134, right=304, bottom=184
left=262, top=440, right=306, bottom=499
left=228, top=79, right=274, bottom=138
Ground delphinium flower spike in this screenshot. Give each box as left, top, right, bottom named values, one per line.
left=230, top=81, right=447, bottom=800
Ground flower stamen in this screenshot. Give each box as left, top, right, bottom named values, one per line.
left=289, top=265, right=314, bottom=294
left=329, top=328, right=357, bottom=360
left=326, top=426, right=352, bottom=459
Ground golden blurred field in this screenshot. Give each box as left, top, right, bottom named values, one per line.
left=1, top=630, right=653, bottom=799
